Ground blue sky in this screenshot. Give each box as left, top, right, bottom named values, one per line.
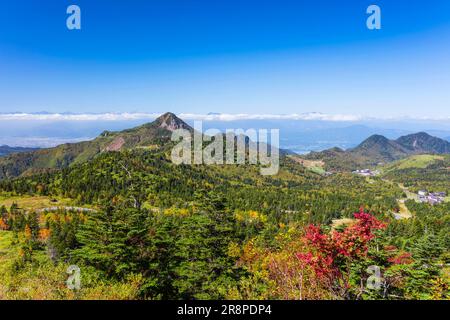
left=1, top=0, right=450, bottom=117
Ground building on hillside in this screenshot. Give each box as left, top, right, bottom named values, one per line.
left=430, top=192, right=446, bottom=197
left=352, top=169, right=380, bottom=177
left=418, top=191, right=445, bottom=205
left=418, top=190, right=428, bottom=196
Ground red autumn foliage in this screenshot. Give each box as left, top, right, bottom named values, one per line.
left=297, top=208, right=386, bottom=283
left=384, top=245, right=398, bottom=253
left=388, top=252, right=413, bottom=265
left=238, top=208, right=389, bottom=299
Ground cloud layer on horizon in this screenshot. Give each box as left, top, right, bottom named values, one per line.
left=0, top=112, right=449, bottom=122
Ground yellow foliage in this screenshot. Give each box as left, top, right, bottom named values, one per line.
left=163, top=207, right=190, bottom=216
left=227, top=242, right=241, bottom=258
left=39, top=228, right=51, bottom=241
left=234, top=210, right=267, bottom=224
left=24, top=224, right=32, bottom=240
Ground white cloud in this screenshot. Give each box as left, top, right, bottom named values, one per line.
left=0, top=112, right=161, bottom=121
left=0, top=112, right=363, bottom=122
left=178, top=112, right=364, bottom=121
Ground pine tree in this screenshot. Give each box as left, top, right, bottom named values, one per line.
left=73, top=204, right=127, bottom=277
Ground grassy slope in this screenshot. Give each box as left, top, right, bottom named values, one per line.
left=287, top=156, right=326, bottom=174
left=394, top=200, right=413, bottom=219
left=382, top=155, right=444, bottom=172
left=381, top=154, right=450, bottom=194
left=0, top=195, right=77, bottom=211
left=0, top=231, right=14, bottom=273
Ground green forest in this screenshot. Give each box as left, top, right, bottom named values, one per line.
left=0, top=144, right=448, bottom=300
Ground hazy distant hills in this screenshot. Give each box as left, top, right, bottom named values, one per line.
left=305, top=132, right=450, bottom=171
left=0, top=113, right=191, bottom=179
left=1, top=112, right=450, bottom=151
left=0, top=145, right=38, bottom=157
left=397, top=132, right=450, bottom=153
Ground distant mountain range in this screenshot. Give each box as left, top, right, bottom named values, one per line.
left=0, top=112, right=449, bottom=179
left=305, top=132, right=450, bottom=171
left=0, top=145, right=38, bottom=157
left=0, top=113, right=192, bottom=179
left=2, top=111, right=450, bottom=150
left=0, top=113, right=288, bottom=179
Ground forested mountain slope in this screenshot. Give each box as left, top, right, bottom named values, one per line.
left=0, top=113, right=190, bottom=179
left=1, top=144, right=448, bottom=300
left=0, top=145, right=39, bottom=157
left=305, top=132, right=450, bottom=171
